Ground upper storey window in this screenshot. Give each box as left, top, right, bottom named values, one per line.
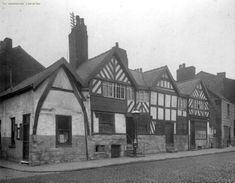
left=102, top=81, right=125, bottom=99
left=156, top=73, right=173, bottom=89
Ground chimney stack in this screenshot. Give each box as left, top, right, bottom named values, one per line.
left=176, top=63, right=196, bottom=82
left=69, top=14, right=88, bottom=69
left=217, top=72, right=226, bottom=79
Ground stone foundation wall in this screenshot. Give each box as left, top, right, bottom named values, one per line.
left=174, top=135, right=188, bottom=151
left=31, top=135, right=86, bottom=165
left=138, top=135, right=166, bottom=154
left=88, top=134, right=126, bottom=160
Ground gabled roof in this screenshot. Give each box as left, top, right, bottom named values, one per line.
left=177, top=78, right=200, bottom=96
left=177, top=78, right=210, bottom=101
left=130, top=66, right=180, bottom=93
left=196, top=71, right=235, bottom=104
left=76, top=46, right=138, bottom=88
left=0, top=58, right=85, bottom=98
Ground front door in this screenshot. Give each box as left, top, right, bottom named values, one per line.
left=165, top=123, right=174, bottom=145
left=190, top=120, right=196, bottom=149
left=126, top=117, right=135, bottom=144
left=23, top=114, right=30, bottom=161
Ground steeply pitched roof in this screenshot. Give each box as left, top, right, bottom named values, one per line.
left=0, top=58, right=84, bottom=98
left=177, top=78, right=201, bottom=96
left=129, top=69, right=147, bottom=89
left=129, top=66, right=180, bottom=93
left=76, top=46, right=137, bottom=87
left=196, top=71, right=235, bottom=104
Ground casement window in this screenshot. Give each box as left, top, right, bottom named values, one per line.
left=114, top=84, right=125, bottom=99
left=102, top=81, right=125, bottom=99
left=56, top=115, right=72, bottom=147
left=98, top=112, right=115, bottom=134
left=10, top=117, right=15, bottom=147
left=127, top=87, right=134, bottom=100
left=136, top=91, right=149, bottom=102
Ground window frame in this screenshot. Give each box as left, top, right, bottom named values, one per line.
left=56, top=115, right=72, bottom=147
left=97, top=112, right=115, bottom=134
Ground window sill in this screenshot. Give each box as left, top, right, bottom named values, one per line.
left=56, top=144, right=72, bottom=148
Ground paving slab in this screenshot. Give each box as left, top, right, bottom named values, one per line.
left=0, top=147, right=235, bottom=173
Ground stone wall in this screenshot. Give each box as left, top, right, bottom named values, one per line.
left=88, top=134, right=126, bottom=160
left=31, top=135, right=86, bottom=165
left=174, top=135, right=188, bottom=151
left=138, top=135, right=166, bottom=154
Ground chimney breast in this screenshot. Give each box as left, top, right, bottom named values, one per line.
left=217, top=72, right=226, bottom=78
left=176, top=63, right=195, bottom=82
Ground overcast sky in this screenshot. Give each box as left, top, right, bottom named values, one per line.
left=1, top=0, right=235, bottom=79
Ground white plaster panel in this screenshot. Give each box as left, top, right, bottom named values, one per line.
left=150, top=92, right=157, bottom=105
left=158, top=107, right=164, bottom=120
left=72, top=114, right=85, bottom=135
left=115, top=113, right=126, bottom=133
left=158, top=93, right=164, bottom=106
left=93, top=112, right=99, bottom=133
left=165, top=109, right=170, bottom=120
left=52, top=68, right=73, bottom=90
left=165, top=95, right=171, bottom=107
left=37, top=113, right=55, bottom=135
left=150, top=107, right=156, bottom=119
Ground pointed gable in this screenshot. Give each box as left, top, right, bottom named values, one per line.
left=53, top=68, right=73, bottom=90
left=96, top=56, right=131, bottom=84
left=76, top=46, right=137, bottom=88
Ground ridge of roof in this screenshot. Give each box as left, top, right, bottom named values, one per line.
left=143, top=65, right=167, bottom=74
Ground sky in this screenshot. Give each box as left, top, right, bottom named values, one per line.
left=1, top=0, right=235, bottom=79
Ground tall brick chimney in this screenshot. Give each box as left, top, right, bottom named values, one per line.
left=176, top=63, right=196, bottom=82
left=69, top=15, right=88, bottom=69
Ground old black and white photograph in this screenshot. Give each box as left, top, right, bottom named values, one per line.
left=0, top=0, right=235, bottom=182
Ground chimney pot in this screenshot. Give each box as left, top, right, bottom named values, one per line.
left=81, top=18, right=84, bottom=25
left=115, top=42, right=119, bottom=47
left=182, top=63, right=185, bottom=68
left=76, top=15, right=80, bottom=25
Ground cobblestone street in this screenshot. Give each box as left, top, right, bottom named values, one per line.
left=1, top=151, right=235, bottom=183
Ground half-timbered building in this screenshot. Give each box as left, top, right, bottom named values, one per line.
left=177, top=78, right=211, bottom=149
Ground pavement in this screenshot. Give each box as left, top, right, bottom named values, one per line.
left=0, top=146, right=235, bottom=173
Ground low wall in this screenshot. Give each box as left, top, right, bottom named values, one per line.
left=174, top=135, right=188, bottom=151
left=88, top=134, right=126, bottom=160
left=31, top=135, right=86, bottom=165
left=137, top=135, right=166, bottom=154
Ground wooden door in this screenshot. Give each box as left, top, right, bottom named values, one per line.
left=190, top=120, right=195, bottom=149
left=126, top=117, right=135, bottom=144
left=23, top=114, right=30, bottom=161
left=111, top=144, right=121, bottom=158
left=165, top=123, right=174, bottom=145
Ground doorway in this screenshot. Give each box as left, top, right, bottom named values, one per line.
left=126, top=117, right=135, bottom=144
left=190, top=120, right=196, bottom=149
left=165, top=123, right=174, bottom=145
left=23, top=114, right=30, bottom=161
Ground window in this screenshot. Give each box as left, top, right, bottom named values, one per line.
left=102, top=82, right=114, bottom=98
left=158, top=93, right=164, bottom=106
left=98, top=112, right=115, bottom=134
left=10, top=118, right=15, bottom=147
left=127, top=87, right=134, bottom=100
left=102, top=82, right=125, bottom=99
left=56, top=115, right=72, bottom=147
left=95, top=145, right=105, bottom=152
left=227, top=104, right=230, bottom=117
left=114, top=84, right=125, bottom=99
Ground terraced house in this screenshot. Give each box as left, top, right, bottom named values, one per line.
left=0, top=15, right=219, bottom=165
